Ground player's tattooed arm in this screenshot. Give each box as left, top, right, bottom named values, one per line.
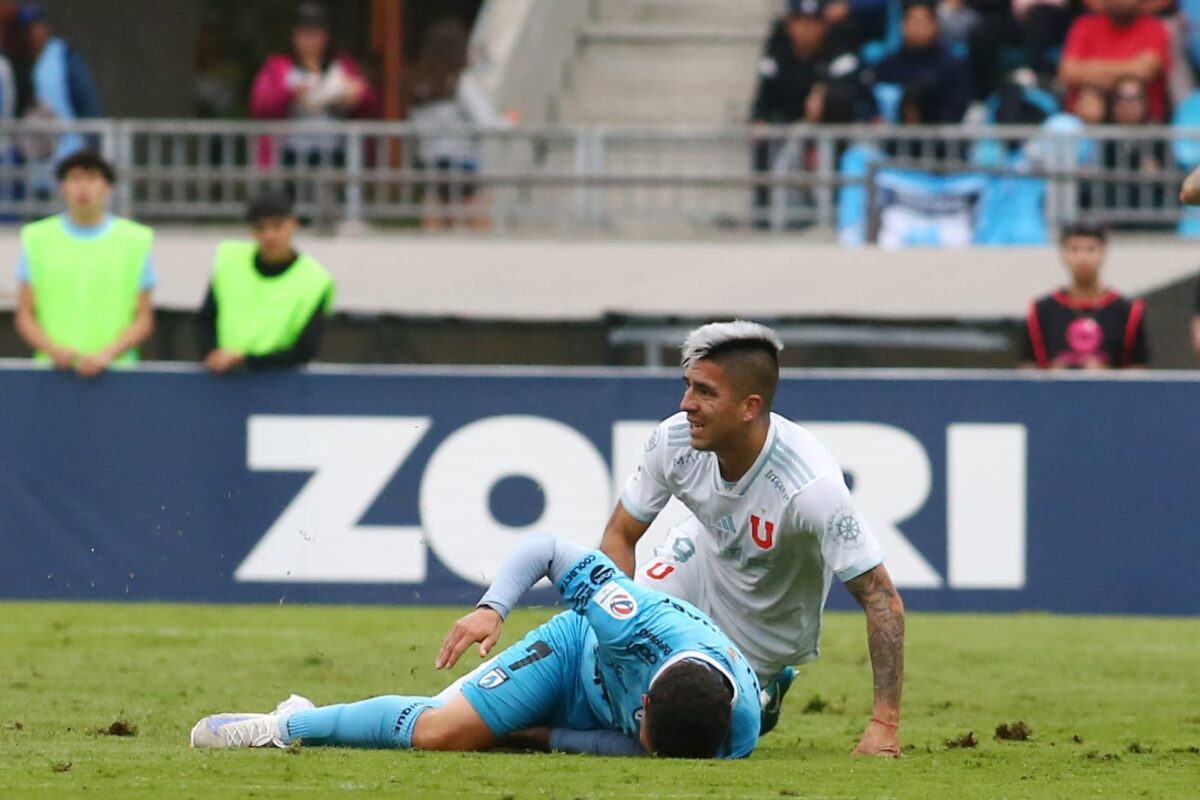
left=844, top=563, right=904, bottom=756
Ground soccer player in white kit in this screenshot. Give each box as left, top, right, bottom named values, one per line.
left=601, top=321, right=906, bottom=757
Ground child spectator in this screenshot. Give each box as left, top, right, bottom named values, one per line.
left=14, top=151, right=155, bottom=376
left=197, top=192, right=334, bottom=373
left=1019, top=223, right=1150, bottom=369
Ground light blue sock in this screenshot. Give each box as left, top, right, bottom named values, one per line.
left=284, top=695, right=442, bottom=749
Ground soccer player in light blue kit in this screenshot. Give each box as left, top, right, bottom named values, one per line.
left=191, top=533, right=761, bottom=759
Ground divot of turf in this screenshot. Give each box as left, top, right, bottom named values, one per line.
left=946, top=731, right=978, bottom=749
left=802, top=695, right=828, bottom=714
left=52, top=761, right=71, bottom=773
left=995, top=721, right=1032, bottom=741
left=97, top=718, right=138, bottom=737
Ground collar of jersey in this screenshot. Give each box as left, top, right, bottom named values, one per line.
left=649, top=650, right=739, bottom=706
left=58, top=213, right=115, bottom=240
left=711, top=415, right=778, bottom=497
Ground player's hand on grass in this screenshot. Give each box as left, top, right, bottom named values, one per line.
left=436, top=606, right=503, bottom=670
left=852, top=718, right=901, bottom=757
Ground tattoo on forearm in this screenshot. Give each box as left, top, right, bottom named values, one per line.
left=846, top=566, right=905, bottom=711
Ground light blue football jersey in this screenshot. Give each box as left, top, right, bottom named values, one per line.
left=555, top=550, right=761, bottom=758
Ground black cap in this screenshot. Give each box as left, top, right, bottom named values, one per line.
left=295, top=2, right=329, bottom=29
left=788, top=0, right=826, bottom=18
left=246, top=191, right=294, bottom=223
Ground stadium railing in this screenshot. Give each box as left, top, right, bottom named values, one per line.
left=0, top=119, right=1192, bottom=235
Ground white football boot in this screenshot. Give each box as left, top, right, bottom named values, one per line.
left=190, top=694, right=314, bottom=749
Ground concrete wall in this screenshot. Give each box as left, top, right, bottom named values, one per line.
left=0, top=228, right=1195, bottom=367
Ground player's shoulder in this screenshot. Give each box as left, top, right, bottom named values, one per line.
left=110, top=216, right=155, bottom=244
left=658, top=411, right=692, bottom=449
left=767, top=413, right=841, bottom=485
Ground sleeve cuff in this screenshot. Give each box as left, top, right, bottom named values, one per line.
left=837, top=555, right=884, bottom=583
left=619, top=493, right=658, bottom=524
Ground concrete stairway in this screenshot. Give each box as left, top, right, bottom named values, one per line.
left=554, top=0, right=783, bottom=125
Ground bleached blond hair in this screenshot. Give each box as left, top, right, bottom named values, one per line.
left=680, top=320, right=783, bottom=368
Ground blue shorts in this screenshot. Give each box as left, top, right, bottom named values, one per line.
left=462, top=611, right=604, bottom=737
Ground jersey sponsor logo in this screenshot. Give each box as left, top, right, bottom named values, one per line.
left=559, top=554, right=597, bottom=590
left=590, top=564, right=616, bottom=586
left=594, top=581, right=639, bottom=619
left=644, top=560, right=675, bottom=581
left=672, top=451, right=700, bottom=467
left=478, top=667, right=509, bottom=690
left=763, top=468, right=791, bottom=502
left=750, top=514, right=775, bottom=550
left=633, top=626, right=674, bottom=657
left=827, top=506, right=864, bottom=547
left=630, top=642, right=660, bottom=665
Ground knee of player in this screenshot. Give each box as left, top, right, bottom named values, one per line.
left=410, top=706, right=488, bottom=752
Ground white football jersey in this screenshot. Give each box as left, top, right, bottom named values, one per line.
left=623, top=411, right=883, bottom=680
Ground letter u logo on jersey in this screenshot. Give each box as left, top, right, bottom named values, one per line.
left=750, top=514, right=775, bottom=550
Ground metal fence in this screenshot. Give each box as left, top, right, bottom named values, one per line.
left=0, top=119, right=1196, bottom=235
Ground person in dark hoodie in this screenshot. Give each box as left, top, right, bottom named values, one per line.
left=875, top=0, right=973, bottom=123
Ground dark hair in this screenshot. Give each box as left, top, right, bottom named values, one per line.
left=902, top=0, right=938, bottom=16
left=703, top=340, right=781, bottom=412
left=245, top=191, right=295, bottom=223
left=644, top=661, right=734, bottom=759
left=55, top=150, right=115, bottom=184
left=1059, top=222, right=1108, bottom=244
left=294, top=1, right=329, bottom=30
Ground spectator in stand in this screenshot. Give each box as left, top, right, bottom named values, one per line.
left=938, top=0, right=980, bottom=54
left=1019, top=223, right=1150, bottom=369
left=1059, top=0, right=1171, bottom=122
left=14, top=151, right=155, bottom=377
left=1102, top=77, right=1168, bottom=212
left=749, top=0, right=836, bottom=226
left=406, top=18, right=506, bottom=231
left=11, top=3, right=101, bottom=185
left=875, top=0, right=973, bottom=123
left=197, top=192, right=334, bottom=373
left=968, top=0, right=1071, bottom=99
left=249, top=2, right=376, bottom=168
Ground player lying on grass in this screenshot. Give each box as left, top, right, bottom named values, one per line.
left=191, top=533, right=761, bottom=758
left=601, top=321, right=905, bottom=755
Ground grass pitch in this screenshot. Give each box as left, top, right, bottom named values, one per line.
left=0, top=602, right=1197, bottom=799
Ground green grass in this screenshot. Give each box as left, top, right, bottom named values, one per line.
left=1, top=602, right=1197, bottom=799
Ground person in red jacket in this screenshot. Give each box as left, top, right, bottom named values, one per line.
left=1058, top=0, right=1170, bottom=122
left=1019, top=223, right=1150, bottom=370
left=249, top=3, right=376, bottom=168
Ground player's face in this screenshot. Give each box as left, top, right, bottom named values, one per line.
left=251, top=216, right=298, bottom=259
left=1061, top=235, right=1105, bottom=285
left=60, top=169, right=111, bottom=215
left=680, top=359, right=755, bottom=452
